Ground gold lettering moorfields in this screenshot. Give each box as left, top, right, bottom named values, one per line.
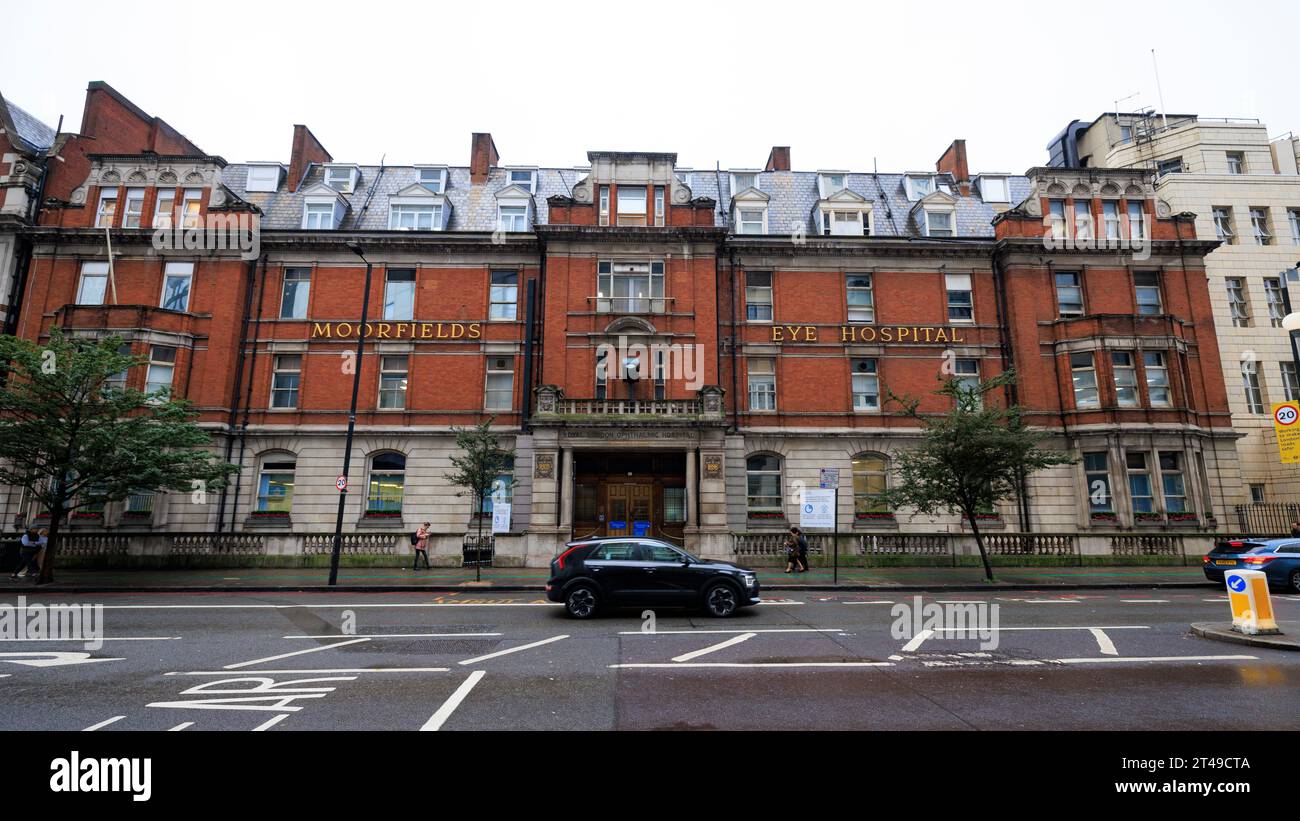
left=771, top=325, right=966, bottom=344
left=311, top=322, right=483, bottom=340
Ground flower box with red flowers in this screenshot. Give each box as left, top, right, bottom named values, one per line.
left=71, top=511, right=103, bottom=520
left=746, top=512, right=786, bottom=521
left=1167, top=512, right=1199, bottom=523
left=121, top=510, right=153, bottom=520
left=1089, top=511, right=1118, bottom=523
left=855, top=511, right=896, bottom=522
left=363, top=511, right=403, bottom=519
left=1134, top=512, right=1165, bottom=523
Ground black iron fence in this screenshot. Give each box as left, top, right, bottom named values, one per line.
left=1232, top=503, right=1300, bottom=536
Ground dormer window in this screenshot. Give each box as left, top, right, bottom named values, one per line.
left=245, top=164, right=283, bottom=193
left=905, top=175, right=935, bottom=200
left=390, top=203, right=442, bottom=230
left=924, top=209, right=955, bottom=237
left=818, top=173, right=848, bottom=198
left=675, top=170, right=692, bottom=188
left=737, top=207, right=767, bottom=235
left=730, top=171, right=758, bottom=193
left=325, top=165, right=359, bottom=193
left=498, top=204, right=528, bottom=232
left=979, top=175, right=1009, bottom=203
left=507, top=169, right=537, bottom=193
left=616, top=185, right=647, bottom=226
left=416, top=167, right=447, bottom=193
left=304, top=202, right=337, bottom=230
left=822, top=210, right=870, bottom=237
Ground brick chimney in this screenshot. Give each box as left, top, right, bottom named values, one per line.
left=936, top=139, right=970, bottom=196
left=765, top=146, right=791, bottom=172
left=470, top=132, right=499, bottom=184
left=288, top=125, right=332, bottom=192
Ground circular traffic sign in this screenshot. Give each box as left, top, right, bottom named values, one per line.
left=1274, top=405, right=1298, bottom=426
left=1227, top=575, right=1247, bottom=593
left=336, top=475, right=348, bottom=492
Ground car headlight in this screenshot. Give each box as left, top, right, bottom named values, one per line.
left=742, top=574, right=756, bottom=587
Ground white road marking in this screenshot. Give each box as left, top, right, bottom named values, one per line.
left=936, top=600, right=987, bottom=604
left=0, top=637, right=181, bottom=642
left=1089, top=628, right=1118, bottom=656
left=610, top=661, right=894, bottom=669
left=1052, top=655, right=1259, bottom=664
left=1014, top=599, right=1081, bottom=604
left=888, top=655, right=904, bottom=661
left=928, top=625, right=1148, bottom=633
left=252, top=714, right=289, bottom=732
left=84, top=602, right=563, bottom=610
left=1204, top=598, right=1229, bottom=602
left=619, top=628, right=843, bottom=636
left=223, top=638, right=370, bottom=670
left=900, top=629, right=934, bottom=653
left=83, top=716, right=125, bottom=732
left=843, top=601, right=895, bottom=605
left=756, top=600, right=803, bottom=606
left=672, top=632, right=756, bottom=663
left=1008, top=660, right=1045, bottom=666
left=420, top=671, right=486, bottom=731
left=167, top=667, right=450, bottom=675
left=0, top=651, right=124, bottom=667
left=282, top=633, right=502, bottom=639
left=458, top=634, right=568, bottom=666
left=1120, top=600, right=1169, bottom=603
left=168, top=722, right=194, bottom=731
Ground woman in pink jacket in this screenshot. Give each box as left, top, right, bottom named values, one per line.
left=412, top=522, right=431, bottom=571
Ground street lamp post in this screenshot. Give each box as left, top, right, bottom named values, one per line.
left=329, top=242, right=374, bottom=586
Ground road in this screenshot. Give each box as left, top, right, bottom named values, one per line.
left=1, top=587, right=1297, bottom=731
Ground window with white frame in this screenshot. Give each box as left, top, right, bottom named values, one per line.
left=245, top=165, right=281, bottom=192
left=1282, top=361, right=1300, bottom=402
left=955, top=359, right=981, bottom=405
left=378, top=355, right=408, bottom=409
left=1070, top=352, right=1099, bottom=409
left=490, top=271, right=518, bottom=320
left=1158, top=452, right=1187, bottom=513
left=160, top=262, right=193, bottom=312
left=507, top=169, right=536, bottom=193
left=1226, top=277, right=1250, bottom=327
left=905, top=175, right=934, bottom=200
left=1156, top=157, right=1183, bottom=176
left=745, top=454, right=783, bottom=518
left=1213, top=207, right=1235, bottom=244
left=747, top=358, right=776, bottom=411
left=366, top=453, right=406, bottom=515
left=485, top=356, right=514, bottom=410
left=303, top=201, right=335, bottom=230
left=597, top=260, right=664, bottom=313
left=1048, top=199, right=1067, bottom=238
left=389, top=203, right=441, bottom=230
left=737, top=207, right=766, bottom=234
left=281, top=268, right=311, bottom=319
left=1288, top=209, right=1300, bottom=245
left=598, top=186, right=609, bottom=226
left=1112, top=351, right=1138, bottom=407
left=1127, top=201, right=1145, bottom=239
left=417, top=167, right=447, bottom=193
left=1250, top=207, right=1272, bottom=245
left=180, top=189, right=203, bottom=229
left=818, top=173, right=846, bottom=198
left=945, top=273, right=973, bottom=321
left=1144, top=351, right=1170, bottom=405
left=846, top=273, right=874, bottom=322
left=256, top=457, right=296, bottom=513
left=153, top=189, right=175, bottom=229
left=745, top=271, right=772, bottom=321
left=145, top=345, right=176, bottom=398
left=104, top=343, right=131, bottom=393
left=980, top=176, right=1009, bottom=202
left=1102, top=200, right=1120, bottom=240
left=1126, top=451, right=1155, bottom=513
left=77, top=261, right=110, bottom=305
left=1134, top=271, right=1162, bottom=315
left=822, top=209, right=869, bottom=236
left=616, top=186, right=647, bottom=226
left=852, top=453, right=890, bottom=515
left=1241, top=360, right=1265, bottom=413
left=1226, top=152, right=1245, bottom=175
left=1264, top=277, right=1286, bottom=327
left=325, top=166, right=358, bottom=193
left=1250, top=483, right=1266, bottom=504
left=924, top=209, right=954, bottom=237
left=1074, top=200, right=1093, bottom=239
left=123, top=188, right=145, bottom=228
left=851, top=358, right=879, bottom=411
left=383, top=269, right=416, bottom=320
left=731, top=172, right=757, bottom=193
left=1083, top=452, right=1112, bottom=513
left=1055, top=271, right=1083, bottom=316
left=95, top=189, right=118, bottom=228
left=270, top=354, right=301, bottom=408
left=498, top=204, right=528, bottom=232
left=653, top=349, right=666, bottom=400
left=654, top=187, right=665, bottom=227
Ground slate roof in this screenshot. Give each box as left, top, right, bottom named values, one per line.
left=2, top=96, right=56, bottom=154
left=219, top=160, right=1028, bottom=238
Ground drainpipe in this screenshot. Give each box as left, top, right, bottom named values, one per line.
left=521, top=277, right=537, bottom=432
left=991, top=244, right=1031, bottom=531
left=228, top=253, right=270, bottom=532
left=215, top=252, right=262, bottom=533
left=728, top=247, right=740, bottom=433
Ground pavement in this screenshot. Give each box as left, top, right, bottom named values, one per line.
left=1, top=587, right=1298, bottom=730
left=8, top=564, right=1221, bottom=592
left=1191, top=621, right=1300, bottom=651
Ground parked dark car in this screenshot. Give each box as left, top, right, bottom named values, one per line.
left=1203, top=538, right=1300, bottom=592
left=546, top=537, right=761, bottom=618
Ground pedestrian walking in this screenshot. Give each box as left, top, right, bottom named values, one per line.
left=10, top=528, right=45, bottom=580
left=411, top=522, right=431, bottom=570
left=789, top=526, right=809, bottom=573
left=783, top=532, right=800, bottom=573
left=1290, top=521, right=1300, bottom=537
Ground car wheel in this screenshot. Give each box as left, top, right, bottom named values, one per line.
left=565, top=585, right=599, bottom=619
left=703, top=582, right=739, bottom=618
left=1290, top=569, right=1300, bottom=594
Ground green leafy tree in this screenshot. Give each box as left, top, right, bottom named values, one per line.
left=0, top=330, right=238, bottom=583
left=881, top=369, right=1076, bottom=581
left=444, top=417, right=514, bottom=581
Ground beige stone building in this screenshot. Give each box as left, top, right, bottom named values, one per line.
left=1052, top=112, right=1300, bottom=506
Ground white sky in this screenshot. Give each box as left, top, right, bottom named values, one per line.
left=4, top=0, right=1298, bottom=175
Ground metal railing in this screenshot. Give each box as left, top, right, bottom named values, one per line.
left=551, top=398, right=701, bottom=416
left=1232, top=503, right=1300, bottom=536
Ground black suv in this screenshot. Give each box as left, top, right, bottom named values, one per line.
left=546, top=538, right=761, bottom=618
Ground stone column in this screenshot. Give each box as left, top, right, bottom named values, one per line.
left=559, top=448, right=574, bottom=530
left=685, top=449, right=697, bottom=532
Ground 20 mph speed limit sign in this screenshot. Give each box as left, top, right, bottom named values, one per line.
left=1272, top=402, right=1300, bottom=463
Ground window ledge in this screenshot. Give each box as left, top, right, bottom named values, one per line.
left=356, top=516, right=407, bottom=530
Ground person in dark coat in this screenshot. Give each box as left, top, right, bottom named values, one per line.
left=789, top=526, right=809, bottom=573
left=1290, top=521, right=1300, bottom=537
left=10, top=528, right=44, bottom=580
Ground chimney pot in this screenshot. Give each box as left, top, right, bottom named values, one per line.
left=765, top=146, right=791, bottom=172
left=471, top=132, right=499, bottom=184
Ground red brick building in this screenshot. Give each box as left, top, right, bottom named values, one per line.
left=0, top=82, right=1240, bottom=563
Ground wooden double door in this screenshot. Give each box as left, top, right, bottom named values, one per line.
left=605, top=484, right=654, bottom=537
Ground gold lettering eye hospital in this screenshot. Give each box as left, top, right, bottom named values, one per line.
left=770, top=325, right=967, bottom=343
left=310, top=322, right=483, bottom=340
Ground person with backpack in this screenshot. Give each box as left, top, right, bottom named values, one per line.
left=411, top=522, right=431, bottom=571
left=789, top=526, right=809, bottom=573
left=10, top=528, right=45, bottom=580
